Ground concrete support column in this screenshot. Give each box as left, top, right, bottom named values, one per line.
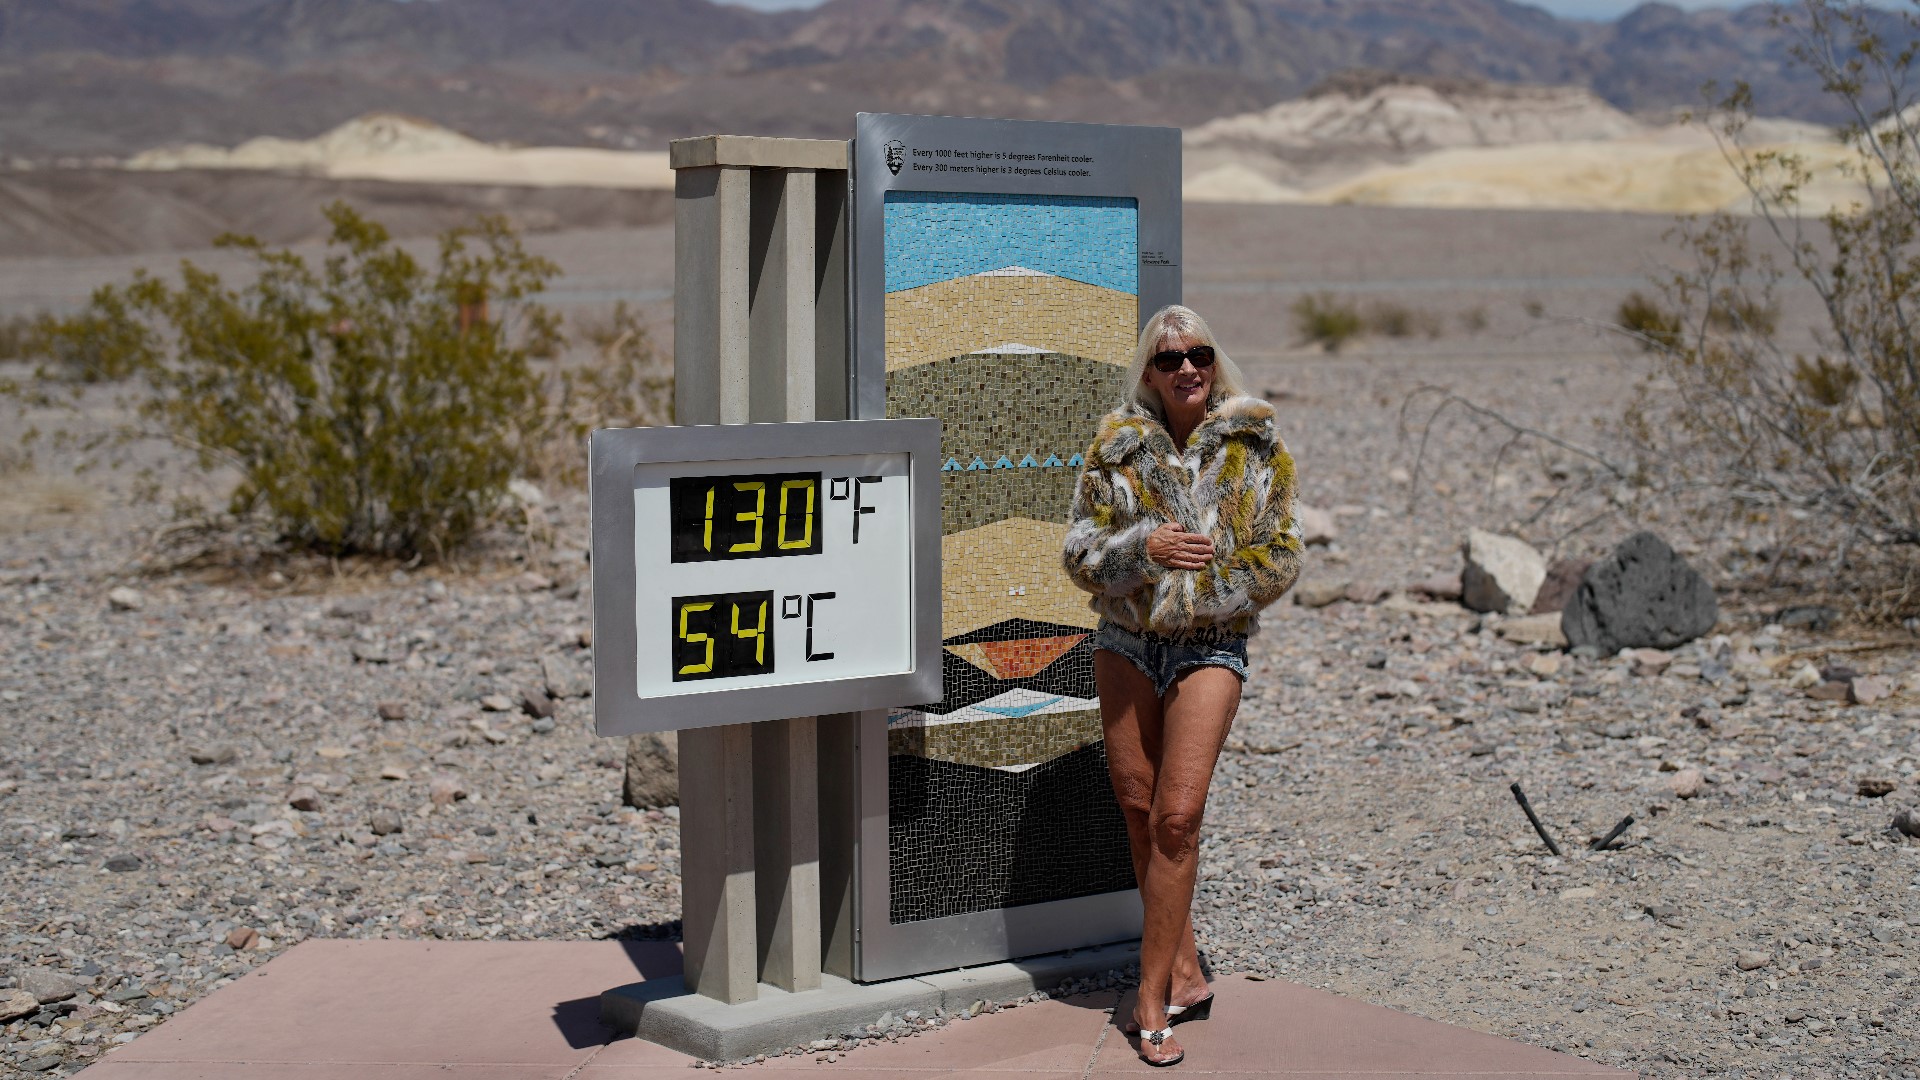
left=668, top=136, right=849, bottom=1005
left=673, top=160, right=758, bottom=1005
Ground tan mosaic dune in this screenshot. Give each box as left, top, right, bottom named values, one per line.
left=884, top=272, right=1135, bottom=373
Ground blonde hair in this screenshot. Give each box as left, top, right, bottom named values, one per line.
left=1121, top=304, right=1249, bottom=414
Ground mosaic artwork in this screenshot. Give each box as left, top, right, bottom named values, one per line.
left=884, top=190, right=1139, bottom=924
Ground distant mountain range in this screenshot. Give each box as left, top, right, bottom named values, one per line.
left=0, top=0, right=1904, bottom=160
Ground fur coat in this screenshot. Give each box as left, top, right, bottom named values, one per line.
left=1062, top=394, right=1303, bottom=636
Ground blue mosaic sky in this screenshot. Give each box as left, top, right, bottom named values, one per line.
left=883, top=192, right=1138, bottom=295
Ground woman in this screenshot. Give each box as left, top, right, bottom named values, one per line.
left=1062, top=305, right=1303, bottom=1067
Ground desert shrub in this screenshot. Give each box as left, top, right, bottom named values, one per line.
left=1619, top=0, right=1920, bottom=618
left=527, top=301, right=672, bottom=485
left=1616, top=291, right=1683, bottom=352
left=14, top=203, right=563, bottom=559
left=1367, top=300, right=1443, bottom=339
left=0, top=314, right=36, bottom=362
left=1291, top=293, right=1365, bottom=352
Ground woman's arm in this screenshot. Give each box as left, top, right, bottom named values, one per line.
left=1062, top=448, right=1164, bottom=598
left=1210, top=440, right=1304, bottom=609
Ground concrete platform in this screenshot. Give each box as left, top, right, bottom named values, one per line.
left=76, top=939, right=1637, bottom=1078
left=601, top=941, right=1143, bottom=1060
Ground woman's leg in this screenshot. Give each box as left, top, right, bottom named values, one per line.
left=1096, top=652, right=1211, bottom=1034
left=1132, top=665, right=1242, bottom=1059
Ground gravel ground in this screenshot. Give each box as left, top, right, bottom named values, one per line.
left=2, top=204, right=1917, bottom=1078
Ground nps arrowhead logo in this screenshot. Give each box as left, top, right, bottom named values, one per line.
left=883, top=140, right=906, bottom=176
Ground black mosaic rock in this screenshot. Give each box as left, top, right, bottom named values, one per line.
left=1561, top=532, right=1717, bottom=653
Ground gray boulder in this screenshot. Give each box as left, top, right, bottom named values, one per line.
left=1561, top=532, right=1717, bottom=653
left=623, top=731, right=679, bottom=808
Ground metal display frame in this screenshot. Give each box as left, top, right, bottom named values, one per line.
left=590, top=418, right=943, bottom=737
left=839, top=113, right=1180, bottom=982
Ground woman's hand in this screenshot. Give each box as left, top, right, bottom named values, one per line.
left=1146, top=523, right=1214, bottom=570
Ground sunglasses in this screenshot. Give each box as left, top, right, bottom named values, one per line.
left=1150, top=345, right=1216, bottom=373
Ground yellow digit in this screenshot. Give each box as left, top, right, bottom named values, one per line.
left=730, top=481, right=765, bottom=552
left=732, top=599, right=768, bottom=665
left=677, top=601, right=714, bottom=675
left=702, top=486, right=715, bottom=552
left=777, top=479, right=815, bottom=549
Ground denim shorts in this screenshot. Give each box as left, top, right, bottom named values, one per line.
left=1092, top=620, right=1249, bottom=696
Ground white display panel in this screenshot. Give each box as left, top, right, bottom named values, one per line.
left=589, top=418, right=941, bottom=736
left=630, top=453, right=914, bottom=700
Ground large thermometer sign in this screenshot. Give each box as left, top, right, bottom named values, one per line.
left=589, top=419, right=942, bottom=735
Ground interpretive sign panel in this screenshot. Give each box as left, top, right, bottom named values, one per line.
left=843, top=113, right=1179, bottom=981
left=590, top=419, right=942, bottom=736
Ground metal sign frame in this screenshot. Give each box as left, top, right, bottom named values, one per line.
left=839, top=112, right=1180, bottom=982
left=590, top=418, right=943, bottom=736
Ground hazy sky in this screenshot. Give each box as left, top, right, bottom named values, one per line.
left=719, top=0, right=1814, bottom=17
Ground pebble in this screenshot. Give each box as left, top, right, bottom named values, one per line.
left=1857, top=776, right=1897, bottom=798
left=1736, top=951, right=1771, bottom=972
left=103, top=853, right=143, bottom=872
left=287, top=785, right=322, bottom=811
left=188, top=745, right=238, bottom=766
left=1669, top=767, right=1705, bottom=799
left=0, top=988, right=39, bottom=1022
left=106, top=586, right=145, bottom=611
left=376, top=701, right=410, bottom=721
left=480, top=694, right=515, bottom=712
left=1893, top=808, right=1920, bottom=838
left=1848, top=676, right=1889, bottom=705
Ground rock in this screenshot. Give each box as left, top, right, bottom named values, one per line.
left=370, top=810, right=403, bottom=836
left=1460, top=529, right=1547, bottom=614
left=541, top=653, right=592, bottom=699
left=1736, top=951, right=1771, bottom=972
left=104, top=853, right=143, bottom=872
left=519, top=686, right=556, bottom=719
left=349, top=641, right=390, bottom=664
left=376, top=701, right=409, bottom=721
left=324, top=596, right=375, bottom=621
left=0, top=988, right=38, bottom=1022
left=1669, top=767, right=1705, bottom=799
left=17, top=967, right=86, bottom=1004
left=1529, top=558, right=1591, bottom=615
left=530, top=717, right=557, bottom=734
left=1494, top=613, right=1567, bottom=648
left=507, top=478, right=546, bottom=506
left=1409, top=570, right=1462, bottom=601
left=286, top=785, right=321, bottom=811
left=1526, top=653, right=1563, bottom=678
left=1807, top=681, right=1851, bottom=702
left=225, top=926, right=258, bottom=950
left=623, top=731, right=679, bottom=808
left=1850, top=676, right=1889, bottom=705
left=1342, top=582, right=1390, bottom=605
left=1858, top=776, right=1897, bottom=798
left=188, top=745, right=238, bottom=766
left=1775, top=605, right=1838, bottom=632
left=1561, top=532, right=1717, bottom=653
left=1892, top=808, right=1920, bottom=838
left=1293, top=579, right=1348, bottom=608
left=379, top=765, right=410, bottom=781
left=480, top=694, right=514, bottom=712
left=1295, top=503, right=1337, bottom=546
left=1627, top=648, right=1673, bottom=677
left=1788, top=664, right=1822, bottom=690
left=107, top=586, right=145, bottom=612
left=428, top=774, right=468, bottom=807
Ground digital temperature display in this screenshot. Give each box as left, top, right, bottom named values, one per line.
left=590, top=418, right=940, bottom=735
left=669, top=473, right=823, bottom=562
